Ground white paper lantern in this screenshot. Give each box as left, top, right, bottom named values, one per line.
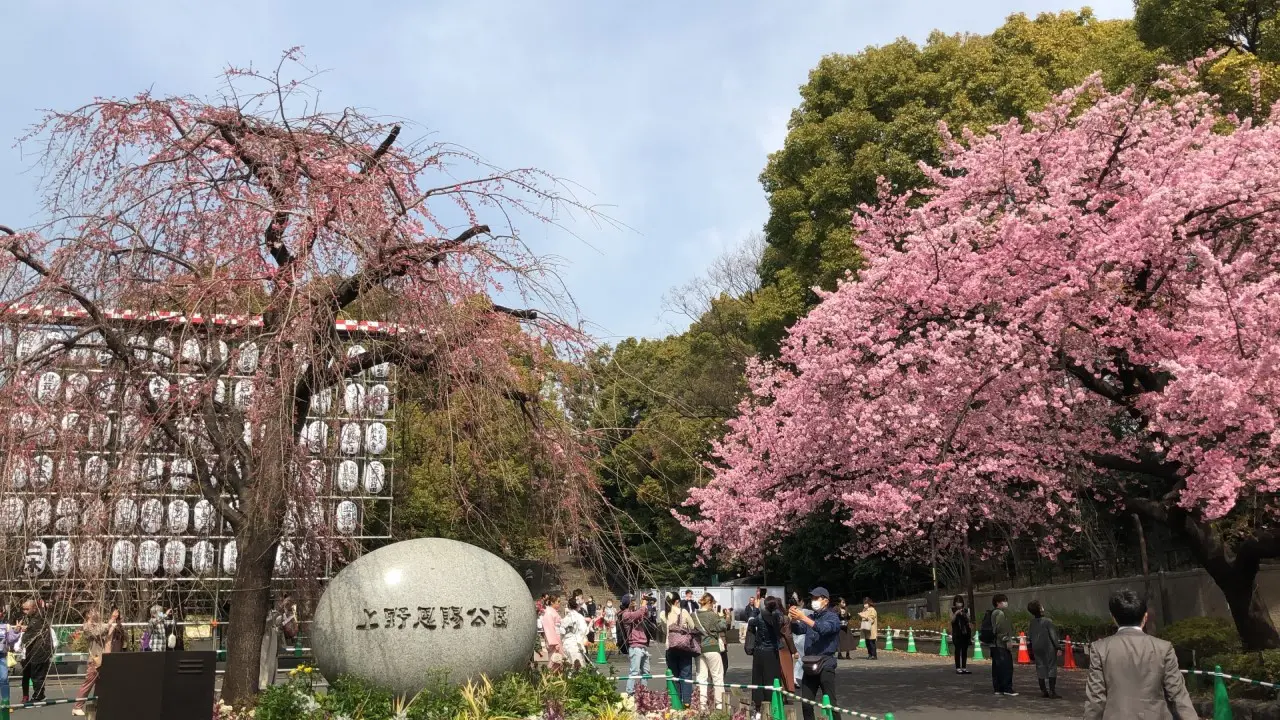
left=191, top=540, right=216, bottom=576
left=139, top=499, right=164, bottom=533
left=26, top=498, right=51, bottom=533
left=312, top=388, right=333, bottom=414
left=84, top=455, right=109, bottom=489
left=221, top=541, right=237, bottom=575
left=79, top=540, right=104, bottom=574
left=367, top=384, right=390, bottom=416
left=207, top=339, right=229, bottom=366
left=50, top=540, right=74, bottom=576
left=30, top=455, right=52, bottom=490
left=236, top=342, right=260, bottom=374
left=94, top=377, right=118, bottom=405
left=301, top=420, right=327, bottom=453
left=336, top=460, right=359, bottom=493
left=128, top=335, right=149, bottom=362
left=113, top=498, right=138, bottom=533
left=9, top=457, right=29, bottom=489
left=16, top=330, right=42, bottom=359
left=152, top=337, right=174, bottom=369
left=343, top=383, right=365, bottom=415
left=54, top=497, right=79, bottom=533
left=181, top=338, right=202, bottom=364
left=81, top=500, right=106, bottom=533
left=23, top=541, right=47, bottom=576
left=36, top=371, right=61, bottom=404
left=193, top=500, right=214, bottom=533
left=0, top=497, right=24, bottom=533
left=148, top=375, right=170, bottom=402
left=167, top=499, right=190, bottom=534
left=64, top=373, right=89, bottom=401
left=336, top=500, right=359, bottom=535
left=339, top=423, right=361, bottom=455
left=88, top=415, right=111, bottom=448
left=138, top=540, right=162, bottom=575
left=362, top=461, right=386, bottom=494
left=110, top=540, right=135, bottom=575
left=142, top=457, right=165, bottom=490
left=370, top=362, right=390, bottom=379
left=170, top=458, right=193, bottom=491
left=234, top=379, right=254, bottom=410
left=365, top=423, right=388, bottom=455
left=163, top=540, right=186, bottom=575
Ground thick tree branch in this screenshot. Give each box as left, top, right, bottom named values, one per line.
left=328, top=224, right=490, bottom=312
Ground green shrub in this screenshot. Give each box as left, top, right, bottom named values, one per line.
left=1161, top=617, right=1240, bottom=667
left=488, top=672, right=543, bottom=718
left=877, top=608, right=1112, bottom=642
left=564, top=669, right=621, bottom=714
left=1202, top=649, right=1280, bottom=700
left=254, top=683, right=315, bottom=720
left=320, top=675, right=396, bottom=719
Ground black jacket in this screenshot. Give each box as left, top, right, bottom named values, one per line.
left=22, top=614, right=51, bottom=663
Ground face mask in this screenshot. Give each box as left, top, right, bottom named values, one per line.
left=606, top=603, right=613, bottom=608
left=811, top=600, right=824, bottom=611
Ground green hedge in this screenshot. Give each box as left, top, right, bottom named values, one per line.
left=1160, top=617, right=1240, bottom=667
left=1201, top=649, right=1280, bottom=700
left=877, top=609, right=1112, bottom=642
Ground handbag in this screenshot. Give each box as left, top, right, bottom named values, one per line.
left=667, top=624, right=702, bottom=655
left=167, top=633, right=176, bottom=649
left=859, top=619, right=872, bottom=632
left=743, top=625, right=756, bottom=655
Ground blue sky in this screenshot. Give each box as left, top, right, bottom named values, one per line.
left=0, top=0, right=1131, bottom=343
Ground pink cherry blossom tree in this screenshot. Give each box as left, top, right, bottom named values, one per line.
left=1, top=52, right=594, bottom=703
left=684, top=61, right=1280, bottom=650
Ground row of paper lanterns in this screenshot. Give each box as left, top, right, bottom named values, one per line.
left=17, top=369, right=392, bottom=418
left=20, top=536, right=309, bottom=577
left=1, top=495, right=364, bottom=538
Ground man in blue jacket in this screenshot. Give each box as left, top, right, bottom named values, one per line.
left=788, top=587, right=842, bottom=720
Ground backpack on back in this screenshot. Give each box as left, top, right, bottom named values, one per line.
left=978, top=609, right=996, bottom=645
left=616, top=618, right=630, bottom=652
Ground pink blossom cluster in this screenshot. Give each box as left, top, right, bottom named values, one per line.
left=683, top=69, right=1280, bottom=564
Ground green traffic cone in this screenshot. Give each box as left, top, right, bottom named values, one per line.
left=666, top=669, right=683, bottom=710
left=885, top=714, right=895, bottom=720
left=771, top=678, right=785, bottom=720
left=939, top=630, right=950, bottom=657
left=907, top=628, right=917, bottom=654
left=294, top=640, right=302, bottom=658
left=596, top=639, right=607, bottom=664
left=821, top=693, right=834, bottom=720
left=972, top=640, right=985, bottom=661
left=857, top=633, right=866, bottom=649
left=1213, top=665, right=1233, bottom=720
left=1, top=700, right=9, bottom=720
left=884, top=627, right=894, bottom=652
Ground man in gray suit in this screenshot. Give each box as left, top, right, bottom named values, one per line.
left=1084, top=589, right=1198, bottom=720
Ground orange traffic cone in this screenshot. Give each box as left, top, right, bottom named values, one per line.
left=1063, top=636, right=1077, bottom=669
left=1016, top=632, right=1031, bottom=664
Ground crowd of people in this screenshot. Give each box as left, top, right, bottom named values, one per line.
left=535, top=585, right=1199, bottom=720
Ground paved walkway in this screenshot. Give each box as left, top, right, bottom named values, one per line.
left=9, top=646, right=1091, bottom=719
left=630, top=645, right=1088, bottom=720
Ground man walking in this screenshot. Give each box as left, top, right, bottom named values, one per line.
left=1084, top=590, right=1197, bottom=719
left=17, top=599, right=52, bottom=704
left=788, top=587, right=842, bottom=720
left=620, top=594, right=651, bottom=694
left=987, top=594, right=1017, bottom=696
left=73, top=609, right=109, bottom=716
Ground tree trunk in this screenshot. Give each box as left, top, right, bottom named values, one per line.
left=220, top=528, right=279, bottom=706
left=1204, top=561, right=1280, bottom=652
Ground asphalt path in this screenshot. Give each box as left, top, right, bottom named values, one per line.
left=10, top=645, right=1090, bottom=719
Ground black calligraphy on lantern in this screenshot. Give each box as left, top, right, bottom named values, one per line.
left=358, top=605, right=512, bottom=631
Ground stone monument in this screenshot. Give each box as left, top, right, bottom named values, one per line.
left=311, top=537, right=536, bottom=695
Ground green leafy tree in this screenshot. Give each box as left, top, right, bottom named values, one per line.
left=1135, top=0, right=1280, bottom=60
left=754, top=10, right=1159, bottom=351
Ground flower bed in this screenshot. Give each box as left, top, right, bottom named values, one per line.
left=216, top=665, right=746, bottom=720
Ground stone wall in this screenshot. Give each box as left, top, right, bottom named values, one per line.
left=875, top=564, right=1280, bottom=628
